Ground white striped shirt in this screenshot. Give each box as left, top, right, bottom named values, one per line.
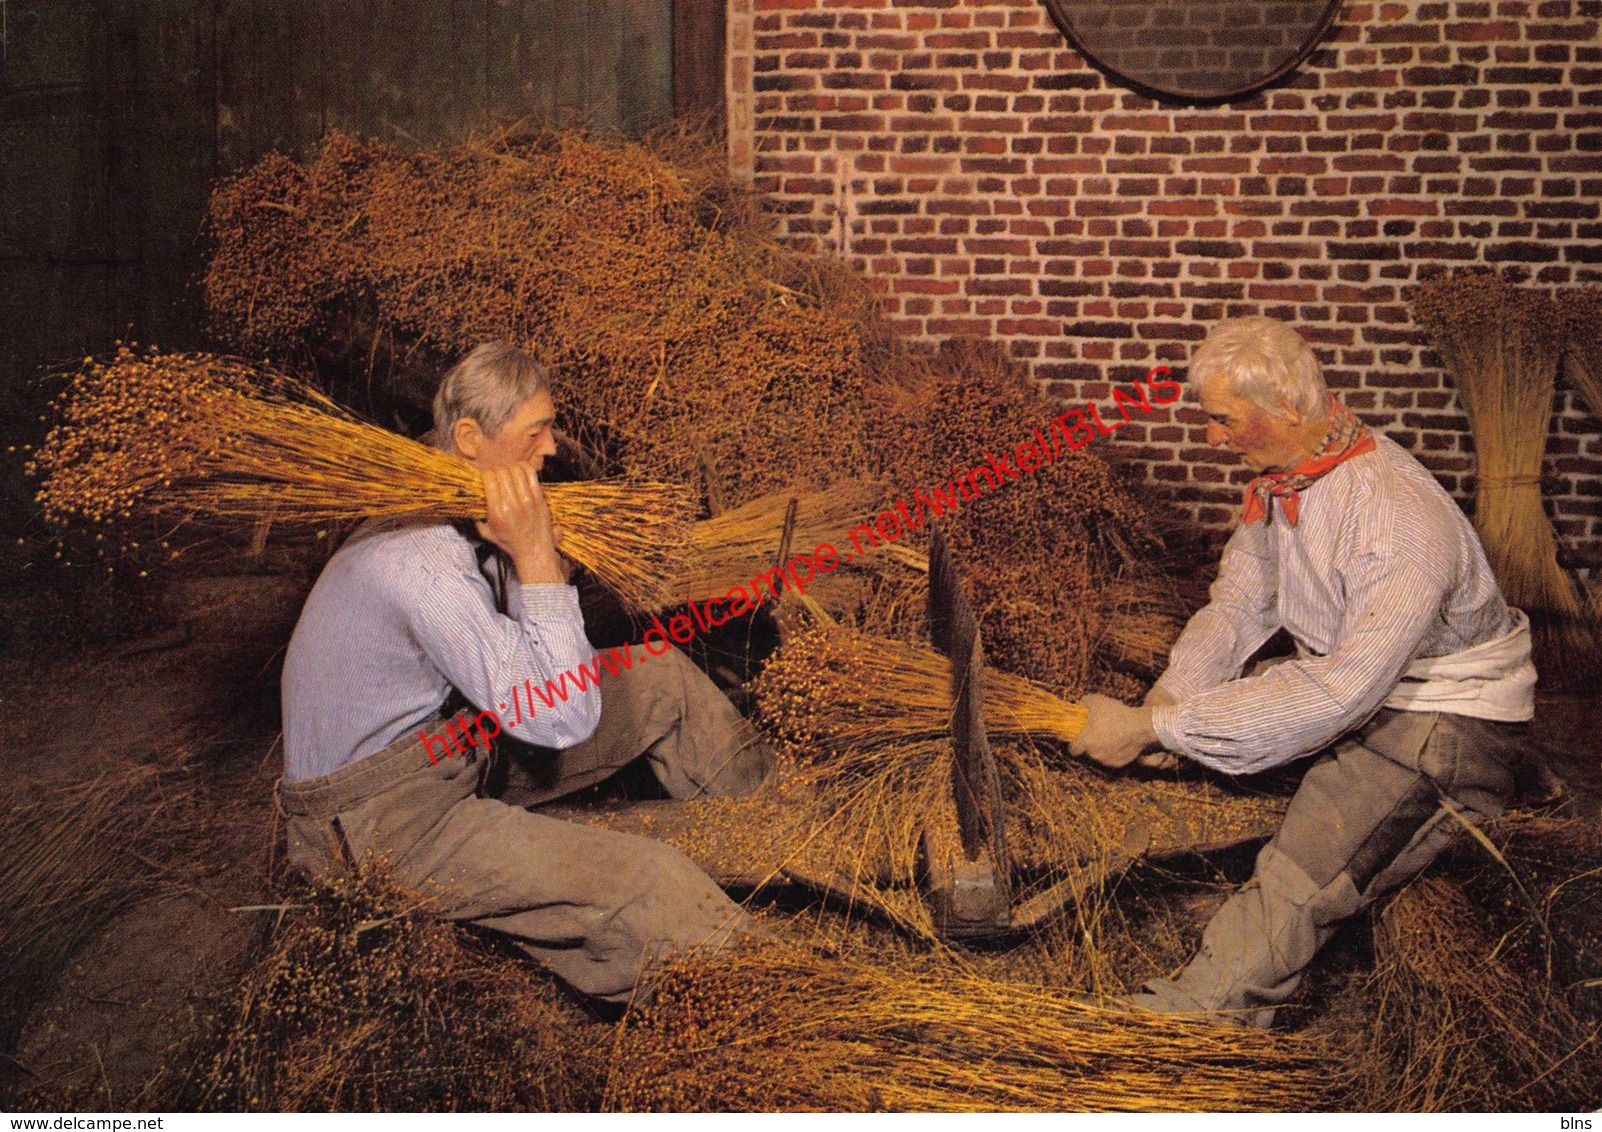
left=1150, top=434, right=1534, bottom=775
left=281, top=519, right=601, bottom=781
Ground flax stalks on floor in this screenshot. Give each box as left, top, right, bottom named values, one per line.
left=1414, top=273, right=1599, bottom=682
left=603, top=939, right=1341, bottom=1112
left=1364, top=871, right=1600, bottom=1111
left=180, top=858, right=606, bottom=1112
left=0, top=764, right=183, bottom=1078
left=28, top=348, right=695, bottom=613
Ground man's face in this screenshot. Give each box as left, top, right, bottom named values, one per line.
left=456, top=391, right=559, bottom=472
left=1197, top=375, right=1307, bottom=473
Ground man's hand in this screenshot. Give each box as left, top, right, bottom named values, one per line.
left=476, top=463, right=566, bottom=586
left=1070, top=693, right=1160, bottom=769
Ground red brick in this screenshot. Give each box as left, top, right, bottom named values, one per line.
left=731, top=0, right=1602, bottom=540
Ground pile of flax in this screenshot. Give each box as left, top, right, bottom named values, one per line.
left=204, top=127, right=872, bottom=512
left=176, top=860, right=608, bottom=1112
left=202, top=128, right=1186, bottom=691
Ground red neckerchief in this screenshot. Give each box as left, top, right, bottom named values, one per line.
left=1241, top=397, right=1375, bottom=527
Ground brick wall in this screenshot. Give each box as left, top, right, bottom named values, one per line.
left=725, top=0, right=1602, bottom=552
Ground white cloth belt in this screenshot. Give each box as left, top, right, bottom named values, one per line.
left=1382, top=608, right=1536, bottom=721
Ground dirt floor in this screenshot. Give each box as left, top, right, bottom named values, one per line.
left=2, top=567, right=1599, bottom=1111
left=2, top=571, right=299, bottom=1108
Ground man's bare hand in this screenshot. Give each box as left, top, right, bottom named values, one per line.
left=476, top=463, right=566, bottom=586
left=1070, top=693, right=1160, bottom=769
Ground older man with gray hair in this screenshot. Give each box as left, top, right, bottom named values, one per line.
left=278, top=341, right=771, bottom=1006
left=1070, top=315, right=1536, bottom=1027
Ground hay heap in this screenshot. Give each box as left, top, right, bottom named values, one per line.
left=604, top=940, right=1340, bottom=1112
left=205, top=129, right=871, bottom=510
left=1413, top=273, right=1600, bottom=682
left=28, top=347, right=695, bottom=612
left=184, top=860, right=606, bottom=1112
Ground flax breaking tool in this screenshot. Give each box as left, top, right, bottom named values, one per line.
left=917, top=522, right=1148, bottom=941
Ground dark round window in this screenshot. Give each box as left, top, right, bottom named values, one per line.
left=1039, top=0, right=1342, bottom=103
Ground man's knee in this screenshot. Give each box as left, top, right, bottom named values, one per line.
left=619, top=837, right=748, bottom=936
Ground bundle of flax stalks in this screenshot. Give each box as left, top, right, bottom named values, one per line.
left=603, top=940, right=1340, bottom=1112
left=683, top=479, right=926, bottom=604
left=1559, top=287, right=1602, bottom=430
left=28, top=348, right=695, bottom=612
left=1413, top=273, right=1598, bottom=678
left=750, top=620, right=1088, bottom=753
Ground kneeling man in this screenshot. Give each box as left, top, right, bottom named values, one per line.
left=1071, top=315, right=1535, bottom=1027
left=278, top=341, right=772, bottom=1004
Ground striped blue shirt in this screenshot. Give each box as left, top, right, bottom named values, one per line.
left=281, top=519, right=601, bottom=781
left=1150, top=434, right=1532, bottom=775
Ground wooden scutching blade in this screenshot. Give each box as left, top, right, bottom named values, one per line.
left=924, top=524, right=1011, bottom=934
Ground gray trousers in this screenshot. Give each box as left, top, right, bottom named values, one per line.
left=1132, top=708, right=1522, bottom=1028
left=277, top=647, right=773, bottom=1004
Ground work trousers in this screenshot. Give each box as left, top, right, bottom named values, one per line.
left=277, top=647, right=773, bottom=1004
left=1132, top=708, right=1523, bottom=1028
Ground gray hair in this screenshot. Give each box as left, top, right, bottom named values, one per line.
left=1189, top=316, right=1328, bottom=419
left=432, top=342, right=550, bottom=453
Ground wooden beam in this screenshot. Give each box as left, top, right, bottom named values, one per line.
left=672, top=0, right=726, bottom=122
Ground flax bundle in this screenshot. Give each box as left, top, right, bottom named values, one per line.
left=684, top=478, right=925, bottom=602
left=1559, top=287, right=1602, bottom=427
left=0, top=766, right=172, bottom=1057
left=28, top=348, right=695, bottom=612
left=749, top=621, right=1089, bottom=758
left=1413, top=274, right=1596, bottom=677
left=604, top=940, right=1339, bottom=1112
